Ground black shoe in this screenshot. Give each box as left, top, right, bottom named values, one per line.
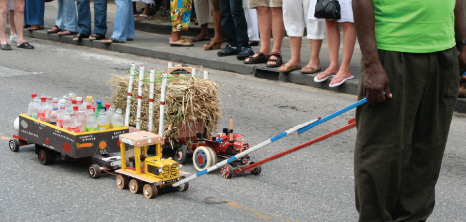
left=237, top=47, right=254, bottom=60
left=217, top=45, right=239, bottom=57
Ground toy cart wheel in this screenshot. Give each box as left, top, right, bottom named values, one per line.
left=37, top=149, right=55, bottom=165
left=143, top=184, right=158, bottom=199
left=9, top=139, right=20, bottom=152
left=174, top=146, right=187, bottom=164
left=129, top=179, right=143, bottom=194
left=88, top=164, right=102, bottom=179
left=192, top=146, right=215, bottom=171
left=250, top=162, right=262, bottom=176
left=220, top=164, right=233, bottom=179
left=175, top=176, right=189, bottom=192
left=207, top=146, right=217, bottom=166
left=116, top=175, right=129, bottom=189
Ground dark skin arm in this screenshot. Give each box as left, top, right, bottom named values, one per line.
left=454, top=0, right=466, bottom=74
left=352, top=0, right=392, bottom=105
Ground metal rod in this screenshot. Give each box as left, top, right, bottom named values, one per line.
left=148, top=68, right=155, bottom=132
left=136, top=65, right=144, bottom=129
left=124, top=63, right=135, bottom=126
left=158, top=72, right=168, bottom=135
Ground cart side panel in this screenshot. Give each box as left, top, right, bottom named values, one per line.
left=75, top=129, right=128, bottom=158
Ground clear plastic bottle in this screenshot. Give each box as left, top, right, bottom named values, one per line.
left=56, top=100, right=66, bottom=128
left=37, top=96, right=47, bottom=122
left=31, top=97, right=40, bottom=119
left=76, top=97, right=84, bottom=110
left=69, top=105, right=83, bottom=133
left=111, top=108, right=125, bottom=128
left=27, top=93, right=38, bottom=116
left=49, top=98, right=59, bottom=125
left=97, top=109, right=110, bottom=130
left=85, top=96, right=94, bottom=108
left=45, top=96, right=53, bottom=122
left=106, top=103, right=115, bottom=123
left=76, top=105, right=86, bottom=128
left=86, top=107, right=98, bottom=132
left=95, top=100, right=102, bottom=118
left=63, top=109, right=72, bottom=131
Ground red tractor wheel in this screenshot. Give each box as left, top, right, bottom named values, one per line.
left=220, top=164, right=233, bottom=179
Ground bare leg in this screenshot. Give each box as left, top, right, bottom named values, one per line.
left=267, top=7, right=284, bottom=66
left=316, top=20, right=339, bottom=80
left=279, top=36, right=302, bottom=71
left=0, top=1, right=7, bottom=45
left=132, top=2, right=137, bottom=15
left=13, top=0, right=25, bottom=45
left=329, top=22, right=356, bottom=85
left=302, top=39, right=323, bottom=72
left=245, top=6, right=270, bottom=63
left=211, top=9, right=223, bottom=43
left=9, top=10, right=16, bottom=35
left=193, top=23, right=209, bottom=41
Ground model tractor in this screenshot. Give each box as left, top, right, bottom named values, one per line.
left=174, top=118, right=261, bottom=179
left=115, top=131, right=189, bottom=199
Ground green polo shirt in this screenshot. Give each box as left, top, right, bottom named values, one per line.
left=373, top=0, right=456, bottom=53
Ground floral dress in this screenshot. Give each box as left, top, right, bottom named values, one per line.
left=171, top=0, right=193, bottom=32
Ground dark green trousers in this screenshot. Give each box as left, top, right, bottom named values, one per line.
left=354, top=47, right=459, bottom=222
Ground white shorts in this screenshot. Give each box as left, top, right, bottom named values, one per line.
left=308, top=0, right=354, bottom=23
left=283, top=0, right=326, bottom=39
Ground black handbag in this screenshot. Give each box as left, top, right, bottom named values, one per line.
left=314, top=0, right=341, bottom=20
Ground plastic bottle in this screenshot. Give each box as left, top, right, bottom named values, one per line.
left=95, top=100, right=102, bottom=118
left=69, top=92, right=77, bottom=100
left=76, top=105, right=86, bottom=128
left=27, top=93, right=38, bottom=116
left=85, top=96, right=94, bottom=108
left=69, top=105, right=83, bottom=133
left=49, top=98, right=59, bottom=125
left=106, top=103, right=114, bottom=123
left=76, top=97, right=84, bottom=109
left=31, top=97, right=40, bottom=119
left=97, top=109, right=110, bottom=130
left=111, top=108, right=125, bottom=128
left=45, top=97, right=53, bottom=122
left=37, top=96, right=47, bottom=122
left=85, top=107, right=98, bottom=132
left=63, top=109, right=72, bottom=131
left=56, top=100, right=66, bottom=128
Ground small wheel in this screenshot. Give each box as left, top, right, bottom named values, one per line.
left=143, top=184, right=158, bottom=199
left=37, top=149, right=55, bottom=165
left=116, top=175, right=129, bottom=189
left=174, top=146, right=187, bottom=164
left=251, top=165, right=262, bottom=175
left=129, top=179, right=143, bottom=194
left=220, top=164, right=233, bottom=179
left=207, top=147, right=217, bottom=166
left=88, top=164, right=102, bottom=179
left=192, top=146, right=215, bottom=171
left=175, top=176, right=189, bottom=192
left=9, top=139, right=20, bottom=152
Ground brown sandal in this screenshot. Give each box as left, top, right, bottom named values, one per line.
left=203, top=41, right=222, bottom=50
left=244, top=53, right=269, bottom=64
left=266, top=52, right=283, bottom=68
left=47, top=25, right=62, bottom=33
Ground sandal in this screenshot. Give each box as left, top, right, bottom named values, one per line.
left=314, top=72, right=336, bottom=83
left=135, top=14, right=151, bottom=20
left=126, top=38, right=134, bottom=41
left=27, top=25, right=44, bottom=31
left=17, top=42, right=34, bottom=49
left=102, top=38, right=125, bottom=44
left=1, top=43, right=12, bottom=50
left=72, top=33, right=89, bottom=41
left=89, top=33, right=106, bottom=40
left=169, top=39, right=194, bottom=47
left=47, top=25, right=62, bottom=34
left=244, top=53, right=269, bottom=64
left=203, top=41, right=222, bottom=50
left=57, top=30, right=77, bottom=36
left=278, top=64, right=301, bottom=73
left=266, top=52, right=283, bottom=68
left=329, top=75, right=355, bottom=87
left=301, top=66, right=321, bottom=74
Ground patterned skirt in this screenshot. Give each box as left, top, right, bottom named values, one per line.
left=171, top=0, right=192, bottom=32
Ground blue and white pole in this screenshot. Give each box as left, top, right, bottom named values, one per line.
left=172, top=118, right=320, bottom=187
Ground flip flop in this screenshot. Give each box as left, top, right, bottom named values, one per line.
left=278, top=64, right=301, bottom=73
left=47, top=25, right=62, bottom=34
left=301, top=66, right=321, bottom=74
left=89, top=33, right=106, bottom=40
left=314, top=72, right=335, bottom=83
left=170, top=39, right=194, bottom=47
left=329, top=75, right=355, bottom=87
left=135, top=14, right=151, bottom=20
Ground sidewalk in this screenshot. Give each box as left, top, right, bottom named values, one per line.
left=24, top=2, right=466, bottom=113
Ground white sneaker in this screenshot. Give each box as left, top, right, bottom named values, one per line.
left=9, top=34, right=18, bottom=43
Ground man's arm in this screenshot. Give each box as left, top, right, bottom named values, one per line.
left=454, top=0, right=466, bottom=73
left=353, top=0, right=392, bottom=105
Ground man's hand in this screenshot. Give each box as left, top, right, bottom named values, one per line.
left=362, top=63, right=393, bottom=105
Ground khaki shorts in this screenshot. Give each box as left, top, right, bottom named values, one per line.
left=249, top=0, right=282, bottom=8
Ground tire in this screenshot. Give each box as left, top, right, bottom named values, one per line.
left=143, top=184, right=158, bottom=199
left=9, top=139, right=20, bottom=152
left=174, top=146, right=187, bottom=164
left=192, top=146, right=215, bottom=171
left=251, top=165, right=262, bottom=176
left=129, top=179, right=143, bottom=194
left=37, top=149, right=55, bottom=165
left=88, top=164, right=102, bottom=179
left=220, top=164, right=233, bottom=179
left=207, top=147, right=217, bottom=166
left=175, top=176, right=189, bottom=192
left=116, top=175, right=129, bottom=189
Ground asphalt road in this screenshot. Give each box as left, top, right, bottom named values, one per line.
left=0, top=40, right=465, bottom=221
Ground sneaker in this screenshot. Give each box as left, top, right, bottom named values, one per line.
left=9, top=34, right=17, bottom=43
left=217, top=44, right=239, bottom=57
left=237, top=47, right=254, bottom=60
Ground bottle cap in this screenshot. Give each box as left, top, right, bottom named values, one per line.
left=77, top=97, right=83, bottom=102
left=41, top=96, right=46, bottom=102
left=31, top=93, right=37, bottom=98
left=105, top=103, right=111, bottom=108
left=96, top=100, right=102, bottom=105
left=86, top=96, right=92, bottom=102
left=73, top=105, right=79, bottom=111
left=87, top=104, right=92, bottom=109
left=72, top=99, right=77, bottom=104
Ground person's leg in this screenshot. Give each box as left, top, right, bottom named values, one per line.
left=13, top=0, right=29, bottom=46
left=279, top=0, right=303, bottom=71
left=60, top=0, right=77, bottom=32
left=303, top=0, right=325, bottom=73
left=244, top=6, right=270, bottom=63
left=25, top=0, right=44, bottom=28
left=125, top=0, right=135, bottom=40
left=192, top=0, right=210, bottom=41
left=9, top=10, right=16, bottom=35
left=317, top=19, right=339, bottom=78
left=243, top=0, right=259, bottom=42
left=110, top=0, right=130, bottom=41
left=0, top=0, right=8, bottom=45
left=268, top=7, right=284, bottom=66
left=219, top=0, right=236, bottom=47
left=93, top=0, right=107, bottom=36
left=211, top=0, right=223, bottom=43
left=329, top=22, right=356, bottom=85
left=76, top=0, right=91, bottom=36
left=55, top=0, right=64, bottom=30
left=169, top=0, right=192, bottom=44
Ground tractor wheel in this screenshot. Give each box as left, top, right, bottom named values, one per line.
left=37, top=149, right=55, bottom=165
left=88, top=164, right=102, bottom=179
left=207, top=147, right=217, bottom=166
left=251, top=164, right=262, bottom=176
left=220, top=164, right=233, bottom=179
left=192, top=146, right=215, bottom=171
left=175, top=176, right=189, bottom=192
left=174, top=146, right=187, bottom=164
left=9, top=139, right=20, bottom=152
left=143, top=184, right=158, bottom=199
left=116, top=175, right=129, bottom=189
left=129, top=179, right=143, bottom=194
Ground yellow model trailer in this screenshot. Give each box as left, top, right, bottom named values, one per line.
left=115, top=131, right=189, bottom=199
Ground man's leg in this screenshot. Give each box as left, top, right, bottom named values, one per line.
left=93, top=0, right=108, bottom=35
left=229, top=0, right=249, bottom=48
left=76, top=0, right=91, bottom=35
left=219, top=0, right=236, bottom=47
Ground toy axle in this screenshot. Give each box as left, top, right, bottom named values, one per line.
left=239, top=118, right=356, bottom=173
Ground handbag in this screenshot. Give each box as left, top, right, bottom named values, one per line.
left=314, top=0, right=341, bottom=20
